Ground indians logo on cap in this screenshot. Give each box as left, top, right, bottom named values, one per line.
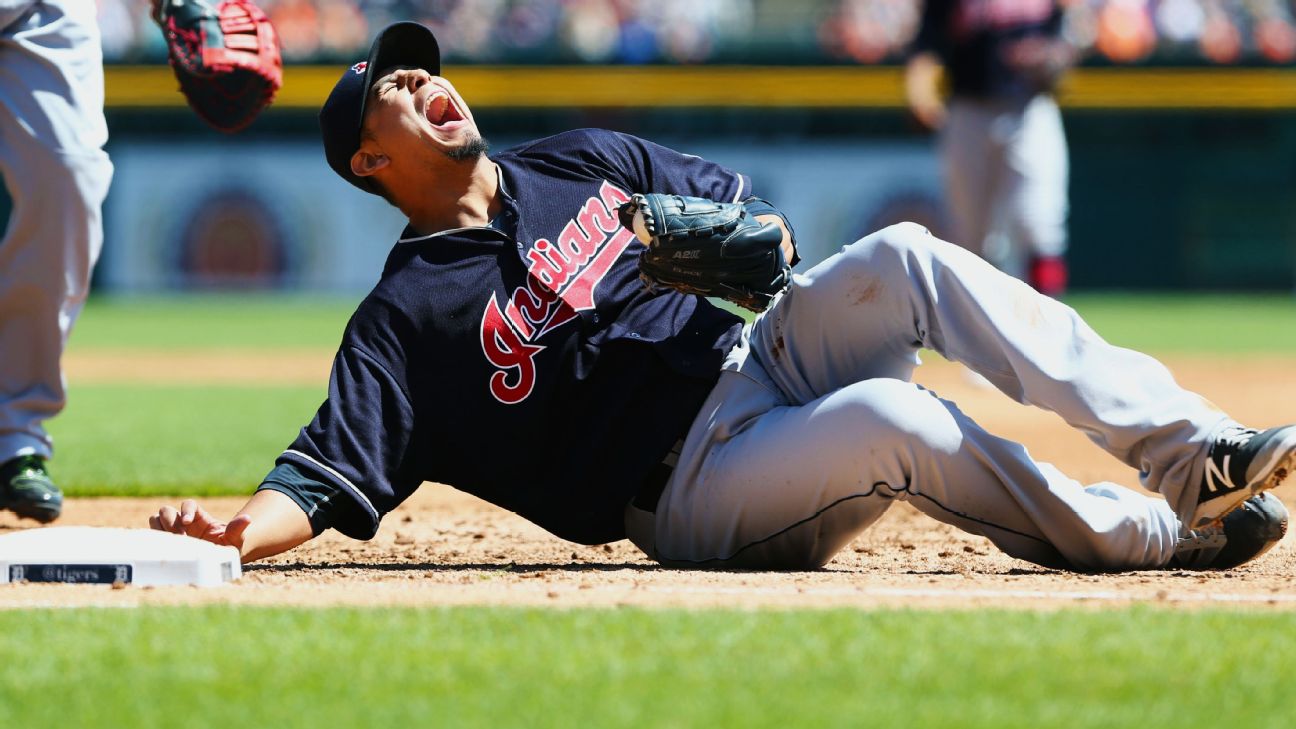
left=351, top=62, right=367, bottom=74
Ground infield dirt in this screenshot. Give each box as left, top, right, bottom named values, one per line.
left=3, top=353, right=1294, bottom=610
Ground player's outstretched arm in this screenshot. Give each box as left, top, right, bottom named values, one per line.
left=149, top=490, right=313, bottom=563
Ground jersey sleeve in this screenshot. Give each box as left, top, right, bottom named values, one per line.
left=591, top=130, right=752, bottom=204
left=257, top=460, right=369, bottom=537
left=270, top=302, right=421, bottom=540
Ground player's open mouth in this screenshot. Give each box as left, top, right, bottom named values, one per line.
left=425, top=91, right=465, bottom=129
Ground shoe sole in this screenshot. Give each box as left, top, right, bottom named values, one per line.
left=1193, top=430, right=1296, bottom=529
left=1174, top=493, right=1289, bottom=570
left=7, top=502, right=60, bottom=524
left=1215, top=493, right=1290, bottom=570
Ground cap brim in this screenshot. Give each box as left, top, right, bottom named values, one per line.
left=357, top=22, right=443, bottom=133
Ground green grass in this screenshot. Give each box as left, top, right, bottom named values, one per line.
left=45, top=292, right=1296, bottom=496
left=20, top=294, right=1296, bottom=728
left=70, top=294, right=359, bottom=350
left=0, top=606, right=1291, bottom=729
left=1066, top=293, right=1296, bottom=353
left=46, top=385, right=325, bottom=496
left=72, top=292, right=1296, bottom=353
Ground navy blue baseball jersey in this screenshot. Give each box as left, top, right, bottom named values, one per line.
left=258, top=129, right=751, bottom=545
left=912, top=0, right=1064, bottom=100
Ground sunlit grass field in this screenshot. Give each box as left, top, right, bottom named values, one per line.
left=49, top=292, right=1296, bottom=495
left=8, top=292, right=1294, bottom=729
left=70, top=292, right=1296, bottom=352
left=2, top=606, right=1294, bottom=729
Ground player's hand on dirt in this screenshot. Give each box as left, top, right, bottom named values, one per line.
left=149, top=499, right=251, bottom=549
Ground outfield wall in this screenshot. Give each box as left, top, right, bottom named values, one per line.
left=2, top=67, right=1293, bottom=293
left=96, top=137, right=943, bottom=291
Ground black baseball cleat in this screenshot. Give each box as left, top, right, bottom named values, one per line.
left=1171, top=493, right=1288, bottom=570
left=0, top=455, right=63, bottom=524
left=1189, top=423, right=1296, bottom=529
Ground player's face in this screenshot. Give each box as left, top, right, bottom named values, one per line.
left=363, top=66, right=482, bottom=160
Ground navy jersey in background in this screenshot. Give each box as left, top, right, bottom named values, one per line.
left=912, top=0, right=1064, bottom=100
left=259, top=129, right=749, bottom=545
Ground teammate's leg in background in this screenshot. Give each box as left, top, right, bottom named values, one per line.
left=940, top=98, right=1003, bottom=267
left=941, top=98, right=1021, bottom=389
left=1003, top=94, right=1069, bottom=297
left=0, top=0, right=113, bottom=521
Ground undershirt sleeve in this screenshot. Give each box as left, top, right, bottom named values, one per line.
left=256, top=461, right=369, bottom=537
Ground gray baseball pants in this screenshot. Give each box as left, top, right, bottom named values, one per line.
left=941, top=94, right=1068, bottom=278
left=0, top=0, right=112, bottom=461
left=626, top=223, right=1227, bottom=572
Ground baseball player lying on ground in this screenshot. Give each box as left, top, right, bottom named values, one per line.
left=151, top=22, right=1294, bottom=573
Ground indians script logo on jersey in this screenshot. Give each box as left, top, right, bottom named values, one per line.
left=479, top=181, right=634, bottom=404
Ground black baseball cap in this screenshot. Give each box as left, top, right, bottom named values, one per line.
left=320, top=22, right=442, bottom=193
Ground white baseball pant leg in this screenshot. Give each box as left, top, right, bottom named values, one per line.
left=942, top=95, right=1069, bottom=276
left=0, top=0, right=112, bottom=461
left=628, top=223, right=1227, bottom=572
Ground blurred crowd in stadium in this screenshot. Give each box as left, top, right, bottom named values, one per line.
left=100, top=0, right=1296, bottom=65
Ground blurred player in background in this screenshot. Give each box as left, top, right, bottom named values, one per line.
left=905, top=0, right=1077, bottom=297
left=0, top=0, right=113, bottom=522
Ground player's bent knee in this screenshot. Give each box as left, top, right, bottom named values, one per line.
left=873, top=221, right=936, bottom=258
left=838, top=221, right=934, bottom=271
left=836, top=379, right=962, bottom=454
left=882, top=221, right=933, bottom=238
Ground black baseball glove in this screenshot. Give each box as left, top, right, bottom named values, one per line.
left=618, top=193, right=791, bottom=312
left=152, top=0, right=283, bottom=133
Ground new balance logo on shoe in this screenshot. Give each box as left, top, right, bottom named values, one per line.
left=1202, top=429, right=1253, bottom=494
left=1191, top=424, right=1296, bottom=529
left=1203, top=460, right=1232, bottom=493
